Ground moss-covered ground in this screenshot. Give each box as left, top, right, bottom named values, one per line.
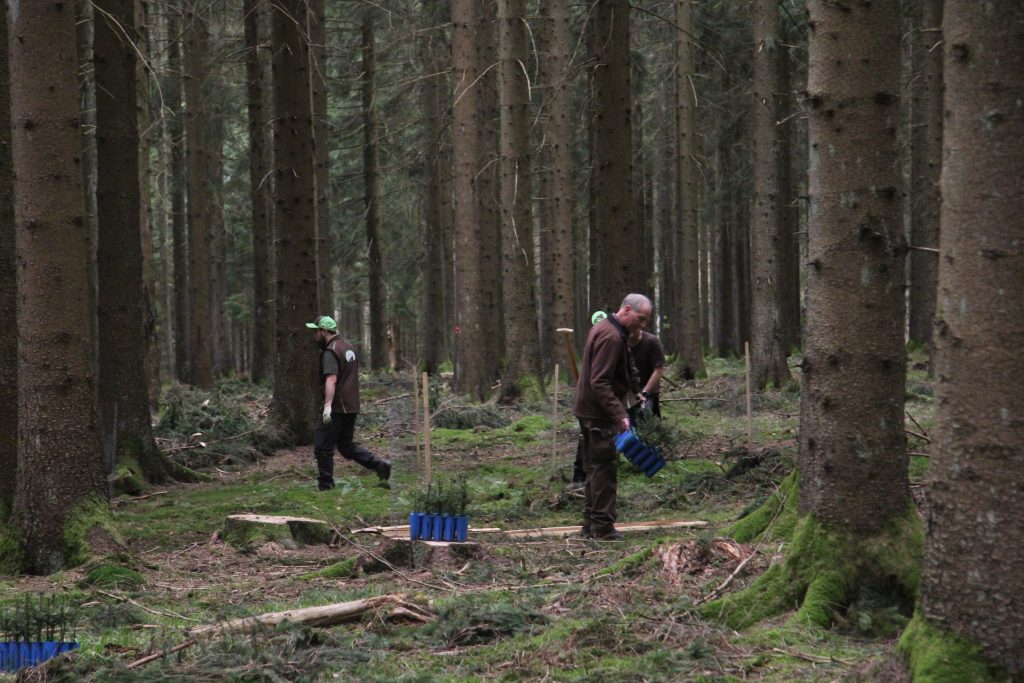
left=0, top=350, right=938, bottom=681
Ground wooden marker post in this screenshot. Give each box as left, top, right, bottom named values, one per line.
left=422, top=372, right=432, bottom=485
left=413, top=370, right=422, bottom=474
left=744, top=341, right=753, bottom=451
left=552, top=364, right=559, bottom=459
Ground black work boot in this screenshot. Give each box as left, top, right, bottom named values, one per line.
left=376, top=459, right=392, bottom=481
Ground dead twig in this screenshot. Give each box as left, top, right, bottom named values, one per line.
left=112, top=491, right=168, bottom=505
left=695, top=549, right=758, bottom=605
left=127, top=638, right=198, bottom=669
left=95, top=589, right=200, bottom=623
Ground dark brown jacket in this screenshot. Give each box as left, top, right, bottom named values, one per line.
left=321, top=336, right=361, bottom=413
left=572, top=316, right=630, bottom=423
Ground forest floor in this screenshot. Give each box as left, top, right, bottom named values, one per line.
left=0, top=351, right=935, bottom=682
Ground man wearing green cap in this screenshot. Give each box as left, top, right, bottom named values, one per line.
left=307, top=315, right=391, bottom=490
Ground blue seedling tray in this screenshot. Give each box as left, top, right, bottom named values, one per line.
left=0, top=642, right=79, bottom=672
left=614, top=431, right=666, bottom=478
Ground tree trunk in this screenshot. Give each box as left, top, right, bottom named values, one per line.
left=270, top=0, right=319, bottom=441
left=362, top=12, right=387, bottom=372
left=167, top=1, right=190, bottom=384
left=311, top=0, right=333, bottom=318
left=207, top=63, right=229, bottom=380
left=184, top=1, right=214, bottom=388
left=590, top=0, right=636, bottom=309
left=95, top=0, right=168, bottom=485
left=656, top=71, right=677, bottom=355
left=800, top=0, right=908, bottom=531
left=907, top=0, right=942, bottom=351
left=152, top=6, right=176, bottom=384
left=11, top=0, right=106, bottom=573
left=537, top=0, right=575, bottom=373
left=244, top=0, right=274, bottom=384
left=497, top=0, right=540, bottom=396
left=777, top=30, right=801, bottom=351
left=476, top=1, right=503, bottom=387
left=909, top=3, right=1024, bottom=676
left=674, top=0, right=705, bottom=379
left=749, top=0, right=793, bottom=388
left=0, top=1, right=15, bottom=512
left=451, top=0, right=487, bottom=399
left=418, top=0, right=448, bottom=375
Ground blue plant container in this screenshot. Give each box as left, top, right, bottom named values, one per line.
left=431, top=514, right=445, bottom=541
left=0, top=642, right=79, bottom=672
left=409, top=512, right=423, bottom=541
left=443, top=515, right=456, bottom=542
left=420, top=514, right=436, bottom=540
left=632, top=446, right=658, bottom=471
left=645, top=456, right=666, bottom=477
left=614, top=431, right=639, bottom=454
left=456, top=515, right=469, bottom=542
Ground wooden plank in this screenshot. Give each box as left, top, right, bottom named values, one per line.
left=352, top=519, right=707, bottom=540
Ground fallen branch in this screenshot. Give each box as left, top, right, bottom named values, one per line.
left=772, top=646, right=856, bottom=666
left=189, top=594, right=412, bottom=636
left=127, top=638, right=198, bottom=669
left=95, top=589, right=199, bottom=623
left=695, top=549, right=758, bottom=605
left=112, top=491, right=168, bottom=506
left=374, top=392, right=411, bottom=404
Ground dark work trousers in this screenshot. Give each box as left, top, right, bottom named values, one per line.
left=578, top=417, right=619, bottom=537
left=314, top=412, right=381, bottom=490
left=571, top=435, right=586, bottom=483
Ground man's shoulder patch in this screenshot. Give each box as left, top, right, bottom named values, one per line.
left=345, top=349, right=356, bottom=363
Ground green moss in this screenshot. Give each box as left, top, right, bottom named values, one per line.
left=62, top=497, right=124, bottom=568
left=110, top=459, right=145, bottom=497
left=702, top=501, right=920, bottom=632
left=898, top=612, right=1010, bottom=683
left=0, top=503, right=24, bottom=575
left=301, top=557, right=359, bottom=580
left=727, top=471, right=798, bottom=542
left=78, top=563, right=147, bottom=590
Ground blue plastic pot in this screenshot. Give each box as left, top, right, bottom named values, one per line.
left=0, top=642, right=79, bottom=672
left=409, top=512, right=423, bottom=541
left=645, top=456, right=666, bottom=477
left=443, top=515, right=456, bottom=542
left=615, top=431, right=639, bottom=454
left=421, top=514, right=436, bottom=540
left=456, top=515, right=469, bottom=542
left=632, top=446, right=657, bottom=471
left=431, top=514, right=445, bottom=541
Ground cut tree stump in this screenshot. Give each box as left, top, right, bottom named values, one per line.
left=223, top=514, right=334, bottom=547
left=354, top=538, right=488, bottom=573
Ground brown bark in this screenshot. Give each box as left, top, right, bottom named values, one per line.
left=167, top=2, right=190, bottom=383
left=0, top=1, right=14, bottom=511
left=270, top=0, right=318, bottom=441
left=362, top=12, right=387, bottom=372
left=418, top=0, right=448, bottom=375
left=497, top=0, right=540, bottom=394
left=590, top=0, right=637, bottom=309
left=537, top=0, right=575, bottom=372
left=244, top=0, right=274, bottom=384
left=674, top=0, right=705, bottom=378
left=451, top=0, right=487, bottom=399
left=476, top=1, right=503, bottom=385
left=11, top=0, right=106, bottom=573
left=907, top=0, right=942, bottom=349
left=311, top=0, right=333, bottom=318
left=799, top=0, right=909, bottom=532
left=750, top=0, right=793, bottom=388
left=919, top=3, right=1024, bottom=675
left=95, top=0, right=168, bottom=483
left=656, top=69, right=677, bottom=356
left=777, top=31, right=801, bottom=351
left=184, top=2, right=214, bottom=388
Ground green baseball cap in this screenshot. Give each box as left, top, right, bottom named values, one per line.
left=305, top=315, right=337, bottom=331
left=591, top=310, right=608, bottom=326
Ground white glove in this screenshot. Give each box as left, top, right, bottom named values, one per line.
left=322, top=404, right=332, bottom=425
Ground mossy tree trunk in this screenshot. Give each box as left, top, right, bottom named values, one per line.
left=362, top=11, right=387, bottom=371
left=95, top=0, right=172, bottom=487
left=704, top=0, right=917, bottom=630
left=11, top=0, right=107, bottom=574
left=900, top=4, right=1024, bottom=679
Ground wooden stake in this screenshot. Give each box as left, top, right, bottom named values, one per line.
left=552, top=364, right=559, bottom=459
left=422, top=371, right=432, bottom=485
left=412, top=370, right=422, bottom=474
left=744, top=341, right=753, bottom=451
